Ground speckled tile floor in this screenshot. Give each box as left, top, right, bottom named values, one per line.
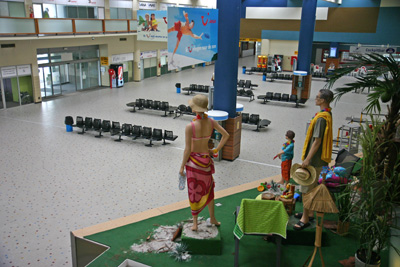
left=0, top=56, right=369, bottom=267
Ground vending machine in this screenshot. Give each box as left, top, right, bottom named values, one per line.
left=109, top=64, right=124, bottom=88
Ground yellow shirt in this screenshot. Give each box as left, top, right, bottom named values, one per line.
left=302, top=111, right=333, bottom=164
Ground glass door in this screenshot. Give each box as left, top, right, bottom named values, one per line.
left=51, top=65, right=61, bottom=96
left=39, top=66, right=53, bottom=97
left=0, top=84, right=4, bottom=109
left=88, top=61, right=99, bottom=88
left=81, top=62, right=90, bottom=90
left=2, top=77, right=20, bottom=108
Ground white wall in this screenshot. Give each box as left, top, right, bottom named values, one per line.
left=269, top=40, right=298, bottom=56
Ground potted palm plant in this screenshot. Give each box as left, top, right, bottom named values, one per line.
left=326, top=53, right=400, bottom=266
left=336, top=184, right=351, bottom=235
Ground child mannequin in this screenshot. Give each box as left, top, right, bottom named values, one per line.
left=273, top=130, right=295, bottom=186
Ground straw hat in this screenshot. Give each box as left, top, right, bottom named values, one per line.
left=188, top=94, right=208, bottom=112
left=290, top=163, right=317, bottom=186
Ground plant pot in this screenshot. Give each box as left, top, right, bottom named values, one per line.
left=337, top=220, right=350, bottom=235
left=355, top=249, right=381, bottom=267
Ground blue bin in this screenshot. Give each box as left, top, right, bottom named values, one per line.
left=202, top=63, right=206, bottom=67
left=66, top=125, right=73, bottom=132
left=175, top=83, right=181, bottom=93
left=262, top=73, right=266, bottom=81
left=242, top=66, right=246, bottom=74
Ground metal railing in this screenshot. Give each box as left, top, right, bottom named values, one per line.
left=0, top=17, right=137, bottom=36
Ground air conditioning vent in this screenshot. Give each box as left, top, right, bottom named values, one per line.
left=1, top=44, right=15, bottom=48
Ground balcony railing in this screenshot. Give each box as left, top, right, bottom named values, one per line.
left=0, top=17, right=137, bottom=36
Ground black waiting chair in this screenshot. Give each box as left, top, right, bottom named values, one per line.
left=244, top=80, right=252, bottom=89
left=152, top=100, right=160, bottom=110
left=144, top=99, right=153, bottom=109
left=163, top=130, right=178, bottom=145
left=242, top=113, right=250, bottom=123
left=75, top=116, right=85, bottom=134
left=84, top=117, right=93, bottom=131
left=186, top=106, right=193, bottom=113
left=131, top=125, right=142, bottom=140
left=175, top=104, right=187, bottom=118
left=237, top=80, right=245, bottom=88
left=95, top=120, right=111, bottom=138
left=273, top=93, right=282, bottom=101
left=281, top=94, right=289, bottom=102
left=93, top=119, right=101, bottom=132
left=160, top=101, right=171, bottom=117
left=115, top=123, right=132, bottom=142
left=110, top=121, right=121, bottom=136
left=146, top=128, right=162, bottom=147
left=204, top=85, right=210, bottom=93
left=142, top=127, right=152, bottom=145
left=266, top=92, right=273, bottom=100
left=289, top=94, right=298, bottom=103
left=197, top=85, right=204, bottom=92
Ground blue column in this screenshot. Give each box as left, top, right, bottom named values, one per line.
left=297, top=0, right=317, bottom=73
left=213, top=0, right=240, bottom=118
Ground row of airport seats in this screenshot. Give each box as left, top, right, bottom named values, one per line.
left=64, top=116, right=178, bottom=147
left=174, top=104, right=195, bottom=118
left=126, top=99, right=177, bottom=117
left=245, top=66, right=274, bottom=74
left=268, top=73, right=293, bottom=82
left=182, top=84, right=210, bottom=94
left=237, top=79, right=258, bottom=90
left=241, top=113, right=271, bottom=131
left=257, top=92, right=307, bottom=107
left=237, top=89, right=255, bottom=102
left=312, top=72, right=328, bottom=80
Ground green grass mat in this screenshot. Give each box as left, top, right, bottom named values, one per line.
left=84, top=188, right=389, bottom=267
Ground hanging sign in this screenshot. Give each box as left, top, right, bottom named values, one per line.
left=350, top=46, right=397, bottom=54
left=1, top=66, right=17, bottom=78
left=139, top=1, right=156, bottom=10
left=140, top=50, right=157, bottom=59
left=17, top=65, right=31, bottom=76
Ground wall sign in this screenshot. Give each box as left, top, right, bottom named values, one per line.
left=1, top=66, right=17, bottom=78
left=350, top=46, right=397, bottom=54
left=17, top=65, right=31, bottom=76
left=139, top=1, right=156, bottom=10
left=160, top=49, right=168, bottom=56
left=100, top=57, right=109, bottom=66
left=112, top=53, right=134, bottom=63
left=140, top=50, right=157, bottom=59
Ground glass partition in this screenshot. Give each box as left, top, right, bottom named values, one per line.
left=0, top=18, right=35, bottom=34
left=129, top=20, right=137, bottom=31
left=38, top=19, right=73, bottom=33
left=75, top=20, right=102, bottom=33
left=105, top=20, right=127, bottom=32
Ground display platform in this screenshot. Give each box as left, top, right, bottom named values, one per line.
left=70, top=174, right=388, bottom=267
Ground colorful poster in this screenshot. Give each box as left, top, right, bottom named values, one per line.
left=137, top=10, right=168, bottom=42
left=167, top=7, right=218, bottom=70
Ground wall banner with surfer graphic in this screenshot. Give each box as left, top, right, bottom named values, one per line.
left=167, top=7, right=218, bottom=70
left=137, top=10, right=168, bottom=42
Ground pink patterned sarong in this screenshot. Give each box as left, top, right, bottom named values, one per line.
left=185, top=152, right=215, bottom=216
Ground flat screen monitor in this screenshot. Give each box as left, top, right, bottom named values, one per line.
left=330, top=47, right=338, bottom=58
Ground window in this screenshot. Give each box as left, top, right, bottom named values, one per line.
left=110, top=8, right=132, bottom=19
left=1, top=2, right=26, bottom=17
